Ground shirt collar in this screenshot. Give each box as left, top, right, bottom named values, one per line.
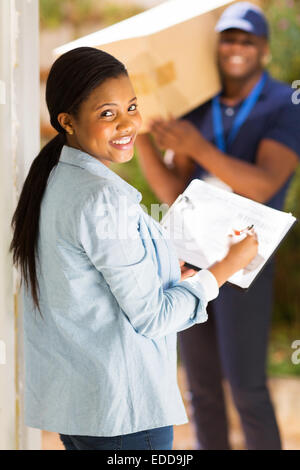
left=59, top=145, right=142, bottom=203
left=218, top=70, right=271, bottom=104
left=259, top=70, right=271, bottom=99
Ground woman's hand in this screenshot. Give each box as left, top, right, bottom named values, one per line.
left=226, top=231, right=259, bottom=272
left=179, top=260, right=197, bottom=281
left=208, top=231, right=259, bottom=287
left=179, top=232, right=258, bottom=287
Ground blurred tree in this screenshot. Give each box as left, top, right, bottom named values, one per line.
left=40, top=0, right=143, bottom=29
left=262, top=0, right=300, bottom=83
left=40, top=0, right=65, bottom=28
left=260, top=0, right=300, bottom=327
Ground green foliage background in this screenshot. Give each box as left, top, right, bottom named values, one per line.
left=40, top=1, right=300, bottom=373
left=261, top=0, right=300, bottom=329
left=40, top=0, right=143, bottom=28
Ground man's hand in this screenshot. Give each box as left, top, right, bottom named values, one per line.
left=149, top=118, right=206, bottom=156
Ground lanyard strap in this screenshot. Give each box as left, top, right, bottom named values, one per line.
left=212, top=72, right=267, bottom=153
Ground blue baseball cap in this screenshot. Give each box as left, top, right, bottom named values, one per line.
left=215, top=2, right=269, bottom=38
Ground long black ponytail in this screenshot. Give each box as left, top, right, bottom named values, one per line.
left=10, top=47, right=127, bottom=313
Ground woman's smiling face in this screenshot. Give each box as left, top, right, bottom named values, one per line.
left=58, top=74, right=142, bottom=165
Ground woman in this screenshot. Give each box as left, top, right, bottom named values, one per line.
left=10, top=47, right=258, bottom=450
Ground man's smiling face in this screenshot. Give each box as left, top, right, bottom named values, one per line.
left=217, top=29, right=269, bottom=80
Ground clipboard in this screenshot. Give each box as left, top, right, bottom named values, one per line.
left=160, top=179, right=297, bottom=291
left=183, top=219, right=297, bottom=293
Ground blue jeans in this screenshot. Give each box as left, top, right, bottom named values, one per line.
left=59, top=425, right=173, bottom=450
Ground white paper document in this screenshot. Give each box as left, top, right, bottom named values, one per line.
left=161, top=179, right=296, bottom=290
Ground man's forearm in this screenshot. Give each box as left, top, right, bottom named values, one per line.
left=189, top=139, right=276, bottom=203
left=135, top=134, right=185, bottom=205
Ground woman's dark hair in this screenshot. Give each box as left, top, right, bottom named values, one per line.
left=10, top=47, right=127, bottom=314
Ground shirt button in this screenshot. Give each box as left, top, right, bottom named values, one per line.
left=225, top=107, right=235, bottom=117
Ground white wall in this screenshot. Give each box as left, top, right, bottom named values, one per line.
left=0, top=0, right=41, bottom=450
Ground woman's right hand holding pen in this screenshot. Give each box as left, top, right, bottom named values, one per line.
left=208, top=227, right=259, bottom=288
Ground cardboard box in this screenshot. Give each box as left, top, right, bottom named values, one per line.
left=54, top=0, right=236, bottom=132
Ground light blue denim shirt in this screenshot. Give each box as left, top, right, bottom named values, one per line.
left=23, top=145, right=218, bottom=436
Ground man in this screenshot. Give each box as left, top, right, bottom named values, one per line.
left=135, top=2, right=300, bottom=450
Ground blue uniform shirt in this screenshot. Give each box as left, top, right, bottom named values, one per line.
left=184, top=72, right=300, bottom=209
left=22, top=145, right=218, bottom=437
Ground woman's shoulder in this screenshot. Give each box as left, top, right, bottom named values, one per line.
left=79, top=175, right=137, bottom=209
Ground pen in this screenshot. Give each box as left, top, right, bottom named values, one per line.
left=233, top=224, right=254, bottom=236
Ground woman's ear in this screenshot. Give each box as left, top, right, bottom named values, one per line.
left=57, top=113, right=74, bottom=135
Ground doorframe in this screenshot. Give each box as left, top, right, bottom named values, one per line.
left=0, top=0, right=41, bottom=450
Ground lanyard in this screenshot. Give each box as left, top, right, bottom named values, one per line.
left=212, top=72, right=267, bottom=153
